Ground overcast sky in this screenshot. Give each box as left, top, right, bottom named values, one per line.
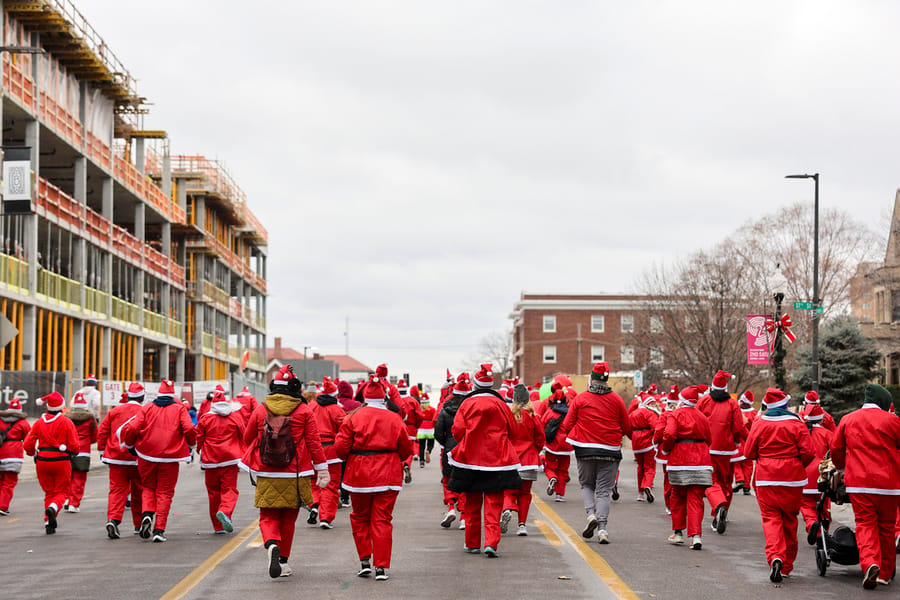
left=75, top=1, right=899, bottom=388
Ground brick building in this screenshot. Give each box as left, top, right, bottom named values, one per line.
left=510, top=293, right=665, bottom=385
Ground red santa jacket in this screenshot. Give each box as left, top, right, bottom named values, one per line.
left=733, top=407, right=758, bottom=462
left=418, top=404, right=436, bottom=438
left=744, top=412, right=814, bottom=488
left=653, top=409, right=672, bottom=464
left=510, top=409, right=545, bottom=471
left=541, top=402, right=574, bottom=455
left=235, top=393, right=259, bottom=425
left=122, top=398, right=197, bottom=463
left=24, top=412, right=79, bottom=463
left=560, top=388, right=630, bottom=458
left=628, top=404, right=659, bottom=454
left=0, top=409, right=30, bottom=471
left=311, top=394, right=346, bottom=464
left=240, top=393, right=327, bottom=478
left=800, top=403, right=836, bottom=431
left=660, top=405, right=713, bottom=472
left=831, top=404, right=900, bottom=495
left=334, top=401, right=413, bottom=492
left=804, top=424, right=833, bottom=495
left=532, top=398, right=548, bottom=420
left=196, top=403, right=246, bottom=469
left=696, top=391, right=746, bottom=461
left=97, top=401, right=144, bottom=466
left=450, top=389, right=519, bottom=471
left=67, top=410, right=98, bottom=458
left=398, top=394, right=423, bottom=441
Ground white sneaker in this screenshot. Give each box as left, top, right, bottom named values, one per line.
left=499, top=509, right=513, bottom=534
left=459, top=519, right=466, bottom=530
left=597, top=529, right=609, bottom=544
left=636, top=495, right=646, bottom=502
left=582, top=514, right=599, bottom=539
left=441, top=507, right=458, bottom=528
left=516, top=524, right=528, bottom=536
left=279, top=563, right=293, bottom=577
left=554, top=494, right=566, bottom=503
left=66, top=506, right=80, bottom=513
left=690, top=535, right=702, bottom=550
left=667, top=531, right=685, bottom=544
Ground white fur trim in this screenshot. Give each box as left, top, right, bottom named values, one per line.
left=447, top=453, right=520, bottom=471
left=135, top=450, right=192, bottom=463
left=341, top=483, right=403, bottom=493
left=200, top=458, right=242, bottom=469
left=755, top=479, right=808, bottom=487
left=845, top=486, right=900, bottom=495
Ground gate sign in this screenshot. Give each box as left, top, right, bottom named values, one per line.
left=746, top=314, right=770, bottom=365
left=102, top=381, right=123, bottom=407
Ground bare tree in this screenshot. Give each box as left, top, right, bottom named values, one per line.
left=465, top=330, right=514, bottom=379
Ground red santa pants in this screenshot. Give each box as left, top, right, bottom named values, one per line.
left=441, top=475, right=462, bottom=512
left=704, top=454, right=735, bottom=515
left=311, top=462, right=342, bottom=524
left=67, top=469, right=87, bottom=507
left=349, top=490, right=399, bottom=568
left=259, top=507, right=300, bottom=559
left=800, top=492, right=829, bottom=532
left=107, top=463, right=143, bottom=527
left=204, top=465, right=239, bottom=531
left=138, top=460, right=180, bottom=531
left=503, top=480, right=534, bottom=523
left=0, top=471, right=19, bottom=510
left=850, top=492, right=900, bottom=581
left=756, top=485, right=802, bottom=575
left=734, top=458, right=753, bottom=486
left=634, top=451, right=656, bottom=490
left=402, top=435, right=417, bottom=469
left=36, top=459, right=71, bottom=517
left=659, top=462, right=673, bottom=509
left=544, top=453, right=570, bottom=496
left=669, top=484, right=705, bottom=537
left=463, top=490, right=504, bottom=550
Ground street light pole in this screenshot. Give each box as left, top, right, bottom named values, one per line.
left=303, top=345, right=310, bottom=383
left=785, top=173, right=820, bottom=391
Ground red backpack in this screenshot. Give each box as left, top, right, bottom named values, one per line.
left=259, top=410, right=296, bottom=468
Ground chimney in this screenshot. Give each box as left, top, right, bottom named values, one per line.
left=274, top=337, right=282, bottom=359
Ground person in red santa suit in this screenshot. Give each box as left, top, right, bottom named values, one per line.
left=198, top=384, right=227, bottom=420
left=744, top=388, right=813, bottom=583
left=241, top=365, right=329, bottom=579
left=23, top=391, right=79, bottom=534
left=448, top=364, right=521, bottom=557
left=629, top=394, right=660, bottom=504
left=234, top=386, right=259, bottom=425
left=501, top=383, right=546, bottom=537
left=800, top=390, right=836, bottom=431
left=121, top=380, right=197, bottom=543
left=661, top=385, right=713, bottom=550
left=335, top=375, right=413, bottom=581
left=696, top=370, right=746, bottom=535
left=799, top=403, right=832, bottom=544
left=558, top=362, right=630, bottom=544
left=97, top=382, right=146, bottom=538
left=434, top=373, right=471, bottom=529
left=0, top=398, right=31, bottom=515
left=417, top=393, right=436, bottom=468
left=396, top=379, right=423, bottom=484
left=196, top=389, right=246, bottom=534
left=308, top=376, right=345, bottom=529
left=542, top=384, right=574, bottom=502
left=653, top=385, right=680, bottom=514
left=64, top=391, right=98, bottom=513
left=831, top=384, right=900, bottom=589
left=732, top=390, right=757, bottom=496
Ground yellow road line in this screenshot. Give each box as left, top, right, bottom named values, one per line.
left=160, top=519, right=259, bottom=600
left=533, top=519, right=564, bottom=546
left=246, top=533, right=263, bottom=548
left=532, top=494, right=641, bottom=600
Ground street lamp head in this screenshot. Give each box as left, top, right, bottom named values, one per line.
left=786, top=173, right=819, bottom=181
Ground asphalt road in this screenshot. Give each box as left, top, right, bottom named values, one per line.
left=0, top=446, right=890, bottom=600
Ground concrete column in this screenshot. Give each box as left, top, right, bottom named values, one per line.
left=161, top=222, right=171, bottom=257
left=102, top=177, right=114, bottom=220
left=102, top=325, right=112, bottom=380
left=21, top=305, right=36, bottom=371
left=176, top=177, right=188, bottom=213
left=159, top=342, right=170, bottom=379
left=195, top=197, right=205, bottom=230
left=24, top=120, right=39, bottom=295
left=133, top=336, right=143, bottom=380
left=134, top=201, right=145, bottom=242
left=71, top=320, right=84, bottom=383
left=135, top=138, right=145, bottom=174
left=162, top=151, right=172, bottom=198
left=175, top=347, right=185, bottom=382
left=74, top=156, right=87, bottom=203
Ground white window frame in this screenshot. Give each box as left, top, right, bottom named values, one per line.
left=620, top=346, right=634, bottom=364
left=590, top=315, right=605, bottom=333
left=650, top=315, right=663, bottom=333
left=621, top=315, right=634, bottom=333
left=590, top=345, right=605, bottom=362
left=650, top=347, right=663, bottom=365
left=542, top=345, right=557, bottom=364
left=543, top=314, right=556, bottom=333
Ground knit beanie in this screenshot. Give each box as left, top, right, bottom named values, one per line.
left=864, top=384, right=892, bottom=411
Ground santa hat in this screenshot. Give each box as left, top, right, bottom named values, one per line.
left=739, top=390, right=754, bottom=409
left=410, top=386, right=420, bottom=400
left=442, top=369, right=454, bottom=389
left=762, top=388, right=790, bottom=410
left=591, top=362, right=610, bottom=383
left=647, top=383, right=658, bottom=394
left=421, top=392, right=430, bottom=403
left=158, top=380, right=175, bottom=397
left=678, top=385, right=701, bottom=407
left=8, top=398, right=22, bottom=411
left=72, top=392, right=88, bottom=408
left=803, top=403, right=825, bottom=423
left=397, top=379, right=409, bottom=394
left=453, top=373, right=472, bottom=396
left=237, top=386, right=251, bottom=397
left=363, top=376, right=386, bottom=401
left=711, top=370, right=731, bottom=391
left=119, top=392, right=129, bottom=404
left=554, top=374, right=573, bottom=388
left=86, top=373, right=97, bottom=384
left=375, top=364, right=388, bottom=378
left=320, top=377, right=338, bottom=396
left=40, top=391, right=65, bottom=412
left=667, top=385, right=680, bottom=402
left=804, top=390, right=820, bottom=405
left=472, top=364, right=494, bottom=389
left=127, top=382, right=145, bottom=399
left=271, top=365, right=295, bottom=387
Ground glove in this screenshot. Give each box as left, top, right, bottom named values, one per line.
left=316, top=470, right=331, bottom=489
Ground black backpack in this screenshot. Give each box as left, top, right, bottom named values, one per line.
left=259, top=410, right=296, bottom=468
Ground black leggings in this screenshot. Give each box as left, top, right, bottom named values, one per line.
left=418, top=438, right=435, bottom=462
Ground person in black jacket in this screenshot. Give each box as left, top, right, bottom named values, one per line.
left=434, top=373, right=471, bottom=529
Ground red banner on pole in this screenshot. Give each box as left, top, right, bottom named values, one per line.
left=746, top=314, right=770, bottom=365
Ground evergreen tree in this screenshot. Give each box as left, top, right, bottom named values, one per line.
left=792, top=315, right=881, bottom=420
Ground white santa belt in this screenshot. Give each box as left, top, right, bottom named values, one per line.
left=633, top=446, right=655, bottom=454
left=709, top=449, right=739, bottom=456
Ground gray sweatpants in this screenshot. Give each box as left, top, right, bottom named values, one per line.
left=577, top=459, right=620, bottom=529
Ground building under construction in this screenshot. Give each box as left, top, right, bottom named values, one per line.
left=0, top=0, right=268, bottom=392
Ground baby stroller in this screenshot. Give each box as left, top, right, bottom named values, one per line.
left=811, top=454, right=858, bottom=576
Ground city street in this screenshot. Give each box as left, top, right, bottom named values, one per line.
left=0, top=447, right=889, bottom=600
